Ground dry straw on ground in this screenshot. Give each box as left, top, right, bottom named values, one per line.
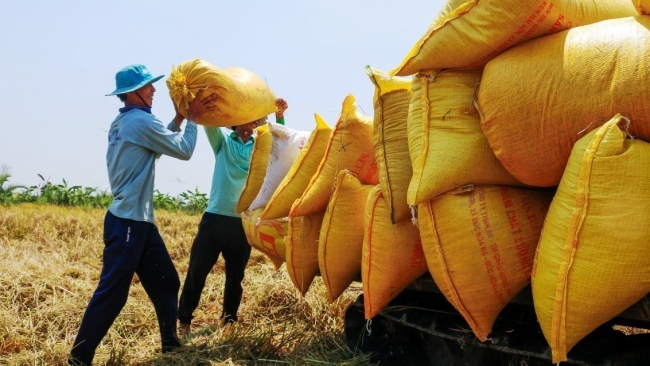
left=0, top=204, right=370, bottom=365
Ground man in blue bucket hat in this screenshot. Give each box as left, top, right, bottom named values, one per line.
left=68, top=64, right=217, bottom=365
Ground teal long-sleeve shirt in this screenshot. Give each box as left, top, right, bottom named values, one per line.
left=205, top=116, right=284, bottom=217
left=107, top=108, right=198, bottom=223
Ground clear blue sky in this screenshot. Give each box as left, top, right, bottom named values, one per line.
left=1, top=0, right=444, bottom=196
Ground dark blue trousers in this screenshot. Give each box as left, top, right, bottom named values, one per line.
left=178, top=212, right=252, bottom=325
left=69, top=211, right=181, bottom=365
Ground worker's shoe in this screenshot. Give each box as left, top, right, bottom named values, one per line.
left=178, top=322, right=191, bottom=339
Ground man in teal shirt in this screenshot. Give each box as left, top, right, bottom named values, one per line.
left=178, top=98, right=287, bottom=334
left=69, top=64, right=216, bottom=365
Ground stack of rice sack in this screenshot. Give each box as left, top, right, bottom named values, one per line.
left=235, top=92, right=381, bottom=301
left=239, top=116, right=331, bottom=272
left=474, top=14, right=650, bottom=364
left=355, top=68, right=427, bottom=318
left=399, top=62, right=553, bottom=342
left=385, top=0, right=642, bottom=359
left=290, top=94, right=378, bottom=296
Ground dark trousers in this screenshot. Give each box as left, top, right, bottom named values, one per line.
left=69, top=211, right=181, bottom=365
left=178, top=212, right=252, bottom=325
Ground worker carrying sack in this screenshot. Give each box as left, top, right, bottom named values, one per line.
left=167, top=58, right=277, bottom=127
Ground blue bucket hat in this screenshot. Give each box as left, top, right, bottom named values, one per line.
left=105, top=64, right=164, bottom=96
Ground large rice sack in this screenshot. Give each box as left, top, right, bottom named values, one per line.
left=318, top=170, right=373, bottom=303
left=531, top=114, right=650, bottom=363
left=290, top=94, right=377, bottom=218
left=363, top=186, right=426, bottom=319
left=242, top=208, right=289, bottom=269
left=285, top=211, right=325, bottom=296
left=478, top=16, right=650, bottom=187
left=167, top=58, right=277, bottom=127
left=236, top=124, right=271, bottom=214
left=418, top=185, right=553, bottom=341
left=248, top=123, right=310, bottom=212
left=391, top=0, right=637, bottom=75
left=259, top=114, right=332, bottom=220
left=366, top=66, right=413, bottom=223
left=407, top=68, right=522, bottom=207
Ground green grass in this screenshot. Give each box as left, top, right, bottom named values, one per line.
left=0, top=165, right=207, bottom=215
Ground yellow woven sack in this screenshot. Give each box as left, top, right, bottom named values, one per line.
left=259, top=114, right=332, bottom=221
left=242, top=208, right=288, bottom=268
left=236, top=124, right=271, bottom=214
left=318, top=170, right=373, bottom=303
left=366, top=66, right=413, bottom=224
left=391, top=0, right=637, bottom=75
left=478, top=16, right=650, bottom=187
left=290, top=94, right=377, bottom=218
left=286, top=211, right=325, bottom=296
left=363, top=186, right=426, bottom=319
left=167, top=58, right=277, bottom=127
left=531, top=114, right=650, bottom=363
left=418, top=185, right=553, bottom=341
left=408, top=68, right=522, bottom=207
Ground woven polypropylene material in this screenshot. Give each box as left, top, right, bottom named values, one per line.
left=418, top=185, right=552, bottom=341
left=367, top=66, right=413, bottom=224
left=479, top=16, right=650, bottom=187
left=391, top=0, right=637, bottom=75
left=362, top=186, right=426, bottom=320
left=407, top=68, right=521, bottom=207
left=318, top=170, right=373, bottom=303
left=167, top=59, right=276, bottom=126
left=290, top=94, right=377, bottom=218
left=532, top=115, right=650, bottom=363
left=236, top=125, right=272, bottom=214
left=260, top=114, right=332, bottom=221
left=241, top=208, right=288, bottom=267
left=286, top=211, right=325, bottom=296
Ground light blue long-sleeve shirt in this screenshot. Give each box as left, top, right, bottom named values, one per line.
left=107, top=108, right=197, bottom=223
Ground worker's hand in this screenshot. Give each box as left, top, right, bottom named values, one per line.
left=275, top=98, right=288, bottom=119
left=187, top=89, right=218, bottom=123
left=172, top=101, right=185, bottom=127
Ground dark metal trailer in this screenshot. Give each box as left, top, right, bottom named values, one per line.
left=344, top=275, right=650, bottom=366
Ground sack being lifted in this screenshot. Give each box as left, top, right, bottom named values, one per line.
left=167, top=58, right=277, bottom=127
